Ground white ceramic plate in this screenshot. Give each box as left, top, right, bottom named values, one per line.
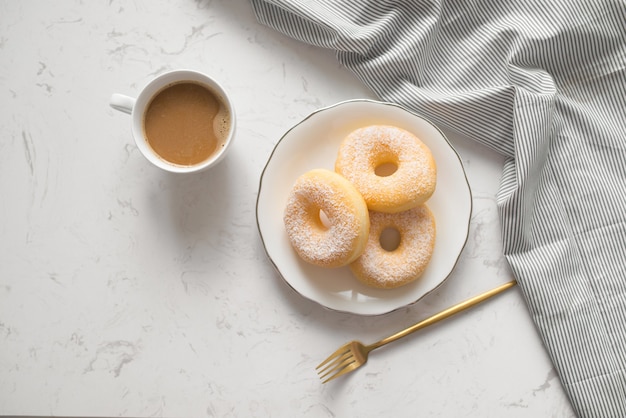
left=256, top=100, right=472, bottom=315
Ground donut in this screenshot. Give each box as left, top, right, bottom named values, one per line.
left=283, top=169, right=370, bottom=268
left=350, top=205, right=436, bottom=289
left=335, top=125, right=437, bottom=213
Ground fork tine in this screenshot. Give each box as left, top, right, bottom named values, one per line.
left=316, top=341, right=367, bottom=383
left=321, top=359, right=361, bottom=383
left=315, top=344, right=351, bottom=370
left=318, top=353, right=356, bottom=381
left=316, top=349, right=353, bottom=375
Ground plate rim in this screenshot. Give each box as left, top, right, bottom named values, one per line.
left=255, top=98, right=473, bottom=316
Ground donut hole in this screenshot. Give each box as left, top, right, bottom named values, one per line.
left=317, top=209, right=331, bottom=230
left=374, top=162, right=398, bottom=177
left=379, top=227, right=401, bottom=252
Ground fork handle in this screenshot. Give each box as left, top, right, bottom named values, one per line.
left=370, top=280, right=517, bottom=350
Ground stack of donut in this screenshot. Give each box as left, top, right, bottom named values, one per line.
left=283, top=125, right=437, bottom=289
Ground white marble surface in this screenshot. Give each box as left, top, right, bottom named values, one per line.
left=0, top=1, right=576, bottom=417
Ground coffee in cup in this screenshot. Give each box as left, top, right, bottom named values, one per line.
left=110, top=69, right=235, bottom=173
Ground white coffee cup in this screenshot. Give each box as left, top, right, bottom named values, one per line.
left=110, top=69, right=236, bottom=174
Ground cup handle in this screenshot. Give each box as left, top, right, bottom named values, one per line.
left=110, top=93, right=136, bottom=115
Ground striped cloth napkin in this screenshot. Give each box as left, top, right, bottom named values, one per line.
left=249, top=1, right=626, bottom=416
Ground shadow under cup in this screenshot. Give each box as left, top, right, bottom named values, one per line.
left=130, top=70, right=236, bottom=174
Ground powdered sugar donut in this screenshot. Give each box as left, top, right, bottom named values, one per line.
left=350, top=205, right=436, bottom=289
left=283, top=169, right=370, bottom=268
left=335, top=125, right=436, bottom=213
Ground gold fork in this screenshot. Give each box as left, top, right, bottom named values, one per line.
left=316, top=280, right=517, bottom=383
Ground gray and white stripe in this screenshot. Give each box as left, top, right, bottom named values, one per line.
left=250, top=0, right=626, bottom=416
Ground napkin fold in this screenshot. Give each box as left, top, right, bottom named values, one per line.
left=250, top=1, right=626, bottom=416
